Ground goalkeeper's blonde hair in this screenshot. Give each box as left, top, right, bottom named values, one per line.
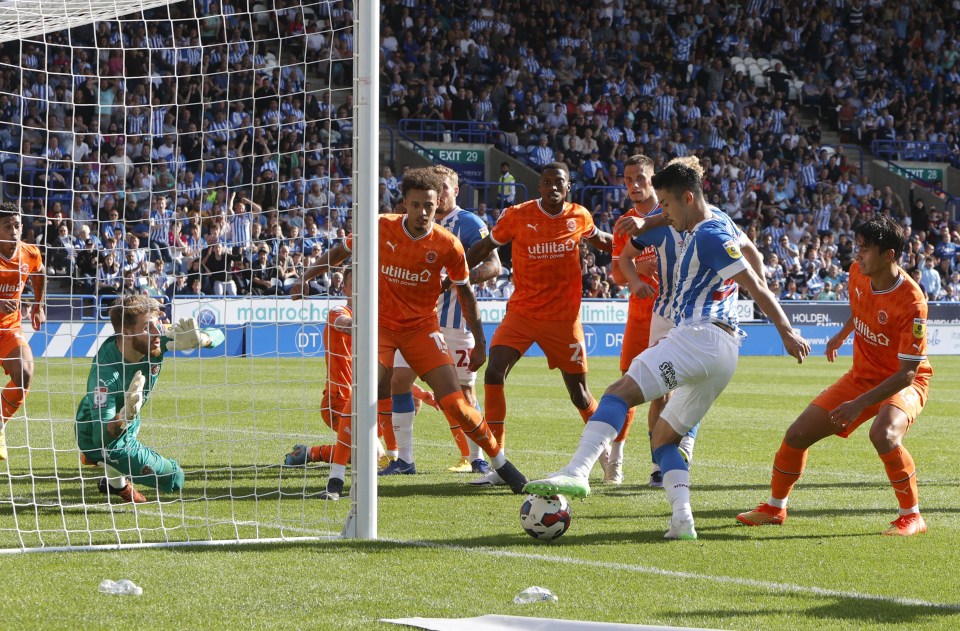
left=110, top=294, right=162, bottom=331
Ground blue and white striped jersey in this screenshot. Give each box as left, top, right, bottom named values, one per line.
left=633, top=206, right=749, bottom=330
left=436, top=207, right=488, bottom=332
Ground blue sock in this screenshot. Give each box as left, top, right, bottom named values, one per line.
left=392, top=393, right=415, bottom=414
left=653, top=444, right=689, bottom=474
left=590, top=395, right=629, bottom=433
left=685, top=422, right=700, bottom=440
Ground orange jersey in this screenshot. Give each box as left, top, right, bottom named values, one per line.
left=324, top=304, right=352, bottom=399
left=490, top=199, right=597, bottom=321
left=0, top=242, right=42, bottom=333
left=345, top=214, right=468, bottom=331
left=612, top=206, right=659, bottom=322
left=848, top=263, right=933, bottom=384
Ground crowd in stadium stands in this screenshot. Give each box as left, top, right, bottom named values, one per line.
left=1, top=0, right=357, bottom=300
left=1, top=0, right=959, bottom=308
left=380, top=0, right=960, bottom=303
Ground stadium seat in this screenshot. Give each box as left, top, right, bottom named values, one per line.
left=753, top=75, right=768, bottom=89
left=730, top=56, right=743, bottom=66
left=742, top=56, right=756, bottom=66
left=757, top=58, right=771, bottom=70
left=734, top=62, right=746, bottom=74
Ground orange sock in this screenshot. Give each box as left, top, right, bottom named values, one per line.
left=484, top=383, right=506, bottom=447
left=614, top=407, right=636, bottom=443
left=440, top=391, right=500, bottom=459
left=577, top=397, right=598, bottom=424
left=331, top=415, right=352, bottom=467
left=446, top=420, right=471, bottom=458
left=310, top=445, right=334, bottom=463
left=377, top=398, right=396, bottom=452
left=771, top=440, right=807, bottom=501
left=1, top=382, right=26, bottom=421
left=879, top=445, right=919, bottom=511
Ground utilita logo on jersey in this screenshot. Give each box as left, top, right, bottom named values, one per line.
left=853, top=316, right=890, bottom=346
left=527, top=238, right=577, bottom=260
left=381, top=264, right=432, bottom=286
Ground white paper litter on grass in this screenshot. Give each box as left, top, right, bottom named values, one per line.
left=381, top=615, right=722, bottom=631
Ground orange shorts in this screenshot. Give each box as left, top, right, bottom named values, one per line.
left=491, top=310, right=587, bottom=373
left=320, top=390, right=351, bottom=432
left=379, top=322, right=454, bottom=376
left=0, top=331, right=28, bottom=372
left=619, top=315, right=652, bottom=373
left=811, top=370, right=929, bottom=438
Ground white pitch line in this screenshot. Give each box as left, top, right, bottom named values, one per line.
left=389, top=539, right=960, bottom=612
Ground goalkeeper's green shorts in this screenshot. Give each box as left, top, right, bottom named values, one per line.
left=81, top=437, right=185, bottom=493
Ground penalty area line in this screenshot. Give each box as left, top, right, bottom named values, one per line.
left=389, top=539, right=960, bottom=612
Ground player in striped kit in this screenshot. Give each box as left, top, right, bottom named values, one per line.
left=384, top=166, right=501, bottom=476
left=0, top=203, right=45, bottom=460
left=525, top=157, right=809, bottom=540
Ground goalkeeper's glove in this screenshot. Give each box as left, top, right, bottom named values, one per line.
left=166, top=317, right=208, bottom=351
left=120, top=370, right=146, bottom=426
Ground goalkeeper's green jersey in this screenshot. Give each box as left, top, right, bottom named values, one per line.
left=75, top=334, right=170, bottom=450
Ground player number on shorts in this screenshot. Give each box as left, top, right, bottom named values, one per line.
left=429, top=332, right=449, bottom=353
left=569, top=342, right=584, bottom=364
left=454, top=348, right=473, bottom=368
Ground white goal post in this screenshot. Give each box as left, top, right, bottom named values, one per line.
left=0, top=0, right=379, bottom=553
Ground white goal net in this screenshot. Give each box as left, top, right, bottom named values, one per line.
left=0, top=0, right=376, bottom=552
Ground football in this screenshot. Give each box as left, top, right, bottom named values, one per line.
left=520, top=494, right=572, bottom=541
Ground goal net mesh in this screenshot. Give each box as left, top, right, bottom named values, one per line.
left=0, top=0, right=358, bottom=551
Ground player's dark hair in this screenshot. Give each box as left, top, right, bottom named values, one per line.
left=651, top=156, right=704, bottom=201
left=400, top=168, right=444, bottom=198
left=624, top=154, right=654, bottom=172
left=109, top=294, right=161, bottom=332
left=855, top=215, right=904, bottom=259
left=0, top=201, right=20, bottom=220
left=541, top=161, right=570, bottom=179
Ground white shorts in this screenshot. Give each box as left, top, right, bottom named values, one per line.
left=648, top=312, right=674, bottom=346
left=626, top=323, right=740, bottom=435
left=394, top=327, right=477, bottom=387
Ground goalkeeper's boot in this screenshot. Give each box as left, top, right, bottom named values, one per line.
left=447, top=457, right=474, bottom=473
left=883, top=513, right=927, bottom=537
left=471, top=458, right=490, bottom=474
left=664, top=515, right=698, bottom=541
left=378, top=458, right=416, bottom=476
left=98, top=478, right=147, bottom=504
left=736, top=502, right=787, bottom=526
left=523, top=471, right=590, bottom=499
left=494, top=460, right=529, bottom=495
left=284, top=444, right=310, bottom=467
left=319, top=477, right=344, bottom=501
left=0, top=422, right=7, bottom=461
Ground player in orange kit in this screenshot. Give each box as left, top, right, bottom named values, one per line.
left=0, top=202, right=45, bottom=460
left=464, top=162, right=612, bottom=486
left=738, top=216, right=933, bottom=536
left=292, top=168, right=528, bottom=496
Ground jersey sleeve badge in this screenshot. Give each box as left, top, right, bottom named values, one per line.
left=723, top=239, right=743, bottom=259
left=913, top=318, right=926, bottom=339
left=93, top=386, right=108, bottom=408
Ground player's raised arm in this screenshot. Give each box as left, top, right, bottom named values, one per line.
left=290, top=242, right=350, bottom=299
left=584, top=229, right=613, bottom=253
left=454, top=281, right=486, bottom=372
left=618, top=240, right=656, bottom=299
left=732, top=265, right=810, bottom=363
left=465, top=234, right=498, bottom=269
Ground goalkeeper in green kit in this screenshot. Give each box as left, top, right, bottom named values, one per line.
left=75, top=295, right=224, bottom=503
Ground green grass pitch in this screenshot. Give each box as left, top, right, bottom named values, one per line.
left=1, top=354, right=959, bottom=630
